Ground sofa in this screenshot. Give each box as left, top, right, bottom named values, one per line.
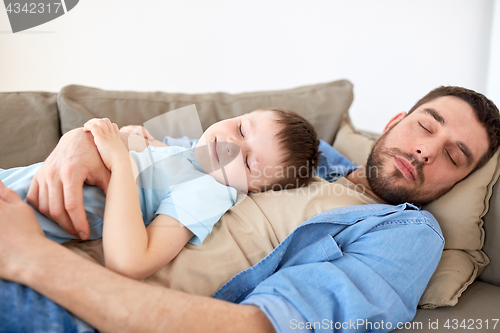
left=1, top=80, right=499, bottom=331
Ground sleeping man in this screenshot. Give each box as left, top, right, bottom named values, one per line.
left=0, top=86, right=499, bottom=332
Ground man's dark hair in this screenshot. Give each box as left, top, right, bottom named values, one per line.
left=258, top=107, right=320, bottom=191
left=407, top=86, right=500, bottom=172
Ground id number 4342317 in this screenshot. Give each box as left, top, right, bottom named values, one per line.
left=444, top=319, right=498, bottom=330
left=6, top=3, right=62, bottom=14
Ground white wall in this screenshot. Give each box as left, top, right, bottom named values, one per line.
left=0, top=0, right=495, bottom=133
left=487, top=0, right=500, bottom=106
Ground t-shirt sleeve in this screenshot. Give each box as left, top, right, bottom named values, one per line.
left=162, top=135, right=198, bottom=149
left=132, top=146, right=237, bottom=245
left=155, top=169, right=237, bottom=245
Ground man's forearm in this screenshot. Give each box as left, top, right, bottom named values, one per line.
left=17, top=239, right=274, bottom=333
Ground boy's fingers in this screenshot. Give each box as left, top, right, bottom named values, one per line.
left=88, top=123, right=105, bottom=137
left=143, top=127, right=154, bottom=141
left=84, top=118, right=110, bottom=134
left=83, top=118, right=98, bottom=128
left=141, top=127, right=151, bottom=145
left=119, top=125, right=133, bottom=133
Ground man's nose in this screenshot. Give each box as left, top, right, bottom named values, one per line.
left=415, top=143, right=439, bottom=164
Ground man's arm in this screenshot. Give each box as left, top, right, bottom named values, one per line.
left=27, top=128, right=112, bottom=239
left=0, top=181, right=274, bottom=333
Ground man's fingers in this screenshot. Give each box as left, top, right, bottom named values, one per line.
left=37, top=178, right=49, bottom=216
left=26, top=177, right=40, bottom=209
left=31, top=173, right=78, bottom=236
left=62, top=178, right=90, bottom=240
left=105, top=119, right=114, bottom=133
left=0, top=180, right=23, bottom=204
left=47, top=180, right=77, bottom=237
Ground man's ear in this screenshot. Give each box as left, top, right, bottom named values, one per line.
left=382, top=112, right=407, bottom=134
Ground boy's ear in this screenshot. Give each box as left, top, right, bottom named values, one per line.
left=382, top=112, right=407, bottom=134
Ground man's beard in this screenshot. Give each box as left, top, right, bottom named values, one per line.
left=366, top=135, right=445, bottom=206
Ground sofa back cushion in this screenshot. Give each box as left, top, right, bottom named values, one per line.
left=479, top=186, right=500, bottom=287
left=57, top=80, right=354, bottom=144
left=0, top=92, right=60, bottom=169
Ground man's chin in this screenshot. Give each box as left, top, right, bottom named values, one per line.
left=368, top=176, right=420, bottom=206
left=370, top=183, right=441, bottom=207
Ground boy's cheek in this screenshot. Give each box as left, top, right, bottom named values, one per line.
left=210, top=159, right=248, bottom=193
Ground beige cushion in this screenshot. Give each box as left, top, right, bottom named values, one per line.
left=0, top=92, right=60, bottom=169
left=333, top=115, right=500, bottom=308
left=57, top=80, right=354, bottom=144
left=479, top=183, right=500, bottom=287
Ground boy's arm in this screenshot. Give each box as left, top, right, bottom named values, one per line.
left=85, top=119, right=192, bottom=280
left=104, top=213, right=194, bottom=280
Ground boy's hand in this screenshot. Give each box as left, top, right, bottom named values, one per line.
left=119, top=125, right=155, bottom=142
left=83, top=119, right=129, bottom=171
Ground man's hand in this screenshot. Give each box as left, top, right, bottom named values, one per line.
left=0, top=180, right=45, bottom=281
left=26, top=128, right=111, bottom=240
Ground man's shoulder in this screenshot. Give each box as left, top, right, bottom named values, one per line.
left=302, top=203, right=443, bottom=239
left=375, top=206, right=443, bottom=238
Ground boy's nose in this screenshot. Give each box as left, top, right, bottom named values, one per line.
left=223, top=141, right=241, bottom=158
left=225, top=136, right=244, bottom=154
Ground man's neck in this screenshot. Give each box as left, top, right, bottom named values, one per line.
left=345, top=165, right=386, bottom=204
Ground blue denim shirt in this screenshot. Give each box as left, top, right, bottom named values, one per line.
left=169, top=137, right=445, bottom=332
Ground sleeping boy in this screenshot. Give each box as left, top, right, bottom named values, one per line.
left=0, top=107, right=319, bottom=280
